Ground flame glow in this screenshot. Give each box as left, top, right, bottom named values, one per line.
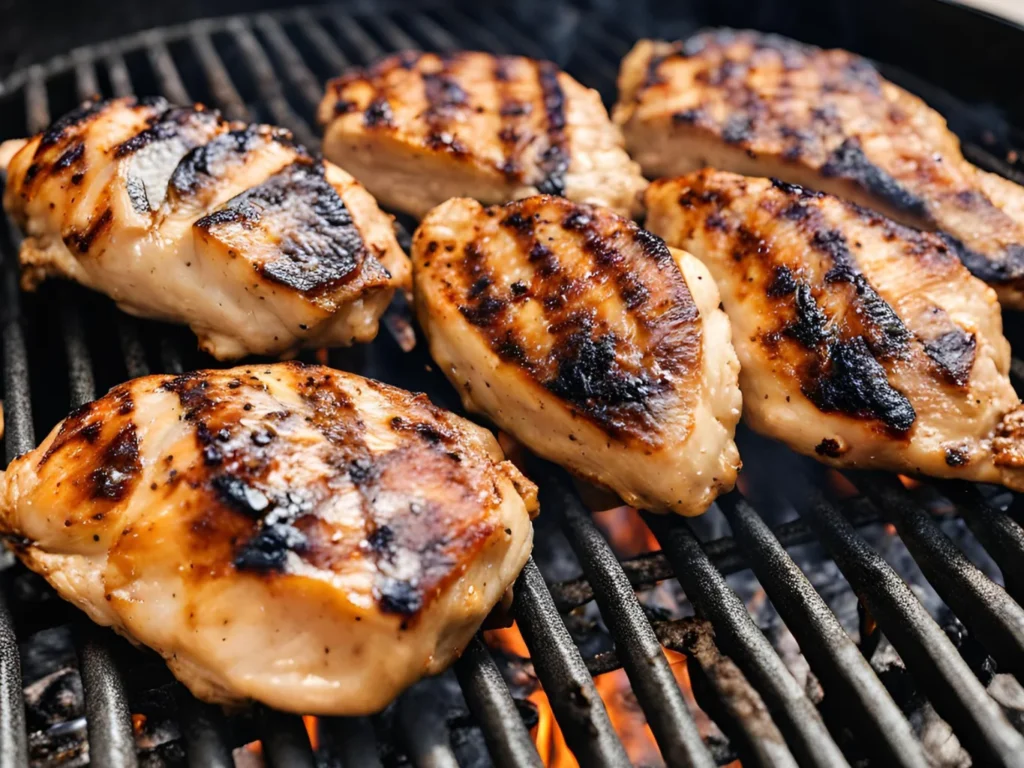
left=592, top=506, right=658, bottom=557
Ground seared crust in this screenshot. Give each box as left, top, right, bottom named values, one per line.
left=413, top=195, right=741, bottom=516
left=615, top=30, right=1024, bottom=307
left=318, top=51, right=646, bottom=218
left=645, top=170, right=1024, bottom=489
left=0, top=363, right=536, bottom=714
left=2, top=97, right=411, bottom=359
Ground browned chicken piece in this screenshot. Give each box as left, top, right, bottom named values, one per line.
left=644, top=170, right=1024, bottom=488
left=0, top=363, right=536, bottom=714
left=2, top=97, right=410, bottom=359
left=614, top=30, right=1024, bottom=307
left=317, top=51, right=647, bottom=218
left=413, top=195, right=741, bottom=516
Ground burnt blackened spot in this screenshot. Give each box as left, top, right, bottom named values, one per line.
left=940, top=236, right=1024, bottom=286
left=53, top=142, right=85, bottom=171
left=722, top=114, right=753, bottom=145
left=24, top=164, right=40, bottom=183
left=197, top=160, right=372, bottom=295
left=634, top=227, right=673, bottom=264
left=334, top=99, right=357, bottom=114
left=425, top=132, right=468, bottom=155
left=114, top=106, right=214, bottom=158
left=535, top=61, right=569, bottom=197
left=497, top=334, right=528, bottom=364
left=364, top=98, right=394, bottom=128
left=80, top=421, right=102, bottom=442
left=234, top=522, right=308, bottom=572
left=348, top=457, right=377, bottom=486
left=770, top=178, right=817, bottom=197
left=706, top=212, right=728, bottom=231
left=815, top=438, right=843, bottom=458
left=945, top=446, right=969, bottom=467
left=766, top=265, right=798, bottom=297
left=821, top=138, right=930, bottom=221
left=468, top=276, right=492, bottom=298
left=780, top=202, right=811, bottom=221
left=212, top=474, right=271, bottom=516
left=366, top=524, right=394, bottom=555
left=38, top=99, right=113, bottom=149
left=924, top=329, right=976, bottom=387
left=813, top=229, right=852, bottom=274
left=786, top=284, right=830, bottom=347
left=66, top=208, right=113, bottom=254
left=510, top=280, right=528, bottom=297
left=170, top=126, right=289, bottom=197
left=161, top=372, right=215, bottom=421
left=562, top=210, right=592, bottom=231
left=852, top=276, right=911, bottom=358
left=88, top=423, right=140, bottom=501
left=621, top=281, right=650, bottom=310
left=672, top=109, right=702, bottom=125
left=460, top=296, right=507, bottom=326
left=502, top=211, right=534, bottom=235
left=804, top=337, right=916, bottom=434
left=546, top=331, right=655, bottom=434
left=376, top=577, right=422, bottom=615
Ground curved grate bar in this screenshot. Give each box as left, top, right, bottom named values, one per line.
left=534, top=462, right=717, bottom=768
left=258, top=709, right=315, bottom=768
left=453, top=636, right=544, bottom=768
left=798, top=491, right=1024, bottom=767
left=719, top=495, right=929, bottom=768
left=643, top=510, right=851, bottom=768
left=513, top=558, right=631, bottom=767
left=176, top=694, right=234, bottom=768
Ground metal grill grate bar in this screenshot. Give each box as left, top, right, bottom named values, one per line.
left=258, top=709, right=316, bottom=768
left=319, top=716, right=382, bottom=768
left=189, top=29, right=251, bottom=122
left=853, top=474, right=1024, bottom=676
left=176, top=693, right=234, bottom=768
left=293, top=10, right=352, bottom=72
left=719, top=496, right=929, bottom=768
left=536, top=463, right=717, bottom=768
left=799, top=492, right=1024, bottom=767
left=643, top=511, right=850, bottom=768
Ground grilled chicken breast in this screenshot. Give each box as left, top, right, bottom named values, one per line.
left=2, top=97, right=410, bottom=359
left=413, top=195, right=741, bottom=516
left=317, top=51, right=647, bottom=219
left=644, top=170, right=1024, bottom=489
left=0, top=363, right=536, bottom=714
left=614, top=30, right=1024, bottom=307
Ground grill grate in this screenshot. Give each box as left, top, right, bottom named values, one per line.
left=1, top=2, right=1024, bottom=767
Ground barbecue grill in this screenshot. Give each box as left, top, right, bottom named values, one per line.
left=2, top=1, right=1024, bottom=766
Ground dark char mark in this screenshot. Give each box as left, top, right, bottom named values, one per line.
left=88, top=422, right=141, bottom=501
left=535, top=61, right=569, bottom=197
left=805, top=337, right=915, bottom=434
left=66, top=208, right=113, bottom=254
left=821, top=138, right=930, bottom=221
left=939, top=235, right=1024, bottom=286
left=364, top=98, right=394, bottom=128
left=170, top=126, right=295, bottom=197
left=196, top=160, right=370, bottom=295
left=113, top=106, right=219, bottom=158
left=923, top=329, right=976, bottom=387
left=37, top=99, right=117, bottom=150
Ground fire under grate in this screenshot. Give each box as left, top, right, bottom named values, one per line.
left=1, top=1, right=1024, bottom=767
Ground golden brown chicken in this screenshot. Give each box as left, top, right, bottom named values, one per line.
left=0, top=363, right=536, bottom=714
left=644, top=170, right=1024, bottom=488
left=614, top=30, right=1024, bottom=307
left=412, top=195, right=741, bottom=516
left=2, top=97, right=410, bottom=359
left=317, top=51, right=647, bottom=218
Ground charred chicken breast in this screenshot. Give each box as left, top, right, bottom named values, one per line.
left=614, top=30, right=1024, bottom=307
left=2, top=97, right=410, bottom=359
left=0, top=363, right=536, bottom=714
left=318, top=51, right=646, bottom=218
left=413, top=195, right=741, bottom=516
left=645, top=170, right=1024, bottom=489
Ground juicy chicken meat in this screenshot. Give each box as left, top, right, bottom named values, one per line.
left=413, top=195, right=742, bottom=516
left=317, top=51, right=647, bottom=218
left=0, top=364, right=537, bottom=714
left=2, top=97, right=410, bottom=359
left=614, top=30, right=1024, bottom=307
left=645, top=170, right=1024, bottom=489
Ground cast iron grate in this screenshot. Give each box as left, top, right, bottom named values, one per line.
left=1, top=1, right=1023, bottom=767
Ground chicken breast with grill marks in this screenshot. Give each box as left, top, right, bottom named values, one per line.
left=0, top=363, right=536, bottom=714
left=413, top=195, right=741, bottom=516
left=645, top=170, right=1024, bottom=488
left=317, top=51, right=647, bottom=218
left=614, top=30, right=1024, bottom=307
left=2, top=97, right=410, bottom=359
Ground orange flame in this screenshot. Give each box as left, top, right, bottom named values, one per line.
left=593, top=506, right=658, bottom=558
left=897, top=475, right=921, bottom=489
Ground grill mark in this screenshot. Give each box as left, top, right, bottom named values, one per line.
left=821, top=138, right=930, bottom=222
left=939, top=235, right=1024, bottom=287
left=66, top=208, right=113, bottom=254
left=923, top=329, right=976, bottom=387
left=534, top=61, right=569, bottom=197
left=170, top=125, right=296, bottom=198
left=364, top=98, right=394, bottom=128
left=195, top=160, right=377, bottom=296
left=422, top=56, right=469, bottom=157
left=88, top=422, right=141, bottom=501
left=37, top=99, right=117, bottom=151
left=494, top=56, right=528, bottom=181
left=53, top=142, right=85, bottom=171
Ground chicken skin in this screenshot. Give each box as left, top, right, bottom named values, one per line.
left=614, top=30, right=1024, bottom=307
left=645, top=170, right=1024, bottom=489
left=412, top=195, right=741, bottom=516
left=2, top=97, right=410, bottom=359
left=317, top=51, right=646, bottom=218
left=0, top=364, right=537, bottom=714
